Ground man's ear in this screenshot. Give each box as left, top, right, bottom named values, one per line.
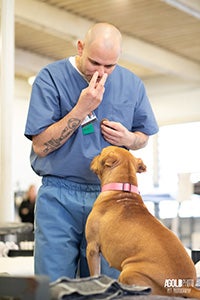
left=136, top=158, right=147, bottom=173
left=77, top=40, right=84, bottom=56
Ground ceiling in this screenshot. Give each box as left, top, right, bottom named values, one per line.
left=12, top=0, right=200, bottom=82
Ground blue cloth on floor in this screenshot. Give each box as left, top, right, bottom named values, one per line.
left=50, top=275, right=151, bottom=300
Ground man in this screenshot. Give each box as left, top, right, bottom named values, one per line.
left=19, top=184, right=36, bottom=224
left=25, top=23, right=159, bottom=282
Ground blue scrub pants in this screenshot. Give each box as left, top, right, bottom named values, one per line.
left=34, top=176, right=120, bottom=282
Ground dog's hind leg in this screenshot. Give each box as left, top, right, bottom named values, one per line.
left=119, top=267, right=164, bottom=295
left=119, top=267, right=150, bottom=286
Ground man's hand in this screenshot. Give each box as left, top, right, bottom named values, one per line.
left=76, top=71, right=108, bottom=116
left=101, top=119, right=149, bottom=150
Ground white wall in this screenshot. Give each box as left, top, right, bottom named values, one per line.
left=144, top=75, right=200, bottom=126
left=14, top=78, right=41, bottom=192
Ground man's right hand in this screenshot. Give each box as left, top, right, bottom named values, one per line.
left=76, top=71, right=108, bottom=116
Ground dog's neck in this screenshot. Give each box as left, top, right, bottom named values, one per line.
left=101, top=182, right=139, bottom=194
left=100, top=160, right=140, bottom=194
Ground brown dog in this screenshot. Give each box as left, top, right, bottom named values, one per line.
left=85, top=146, right=200, bottom=298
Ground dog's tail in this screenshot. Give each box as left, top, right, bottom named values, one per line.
left=183, top=286, right=200, bottom=299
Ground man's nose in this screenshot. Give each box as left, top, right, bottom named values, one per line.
left=96, top=65, right=105, bottom=77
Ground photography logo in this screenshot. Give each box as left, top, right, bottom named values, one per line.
left=164, top=278, right=194, bottom=294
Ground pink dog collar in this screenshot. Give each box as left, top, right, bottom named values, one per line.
left=101, top=183, right=139, bottom=194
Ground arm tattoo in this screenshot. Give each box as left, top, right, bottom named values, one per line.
left=43, top=118, right=81, bottom=154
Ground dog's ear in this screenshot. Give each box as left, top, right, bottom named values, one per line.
left=90, top=149, right=118, bottom=177
left=103, top=152, right=118, bottom=168
left=136, top=158, right=147, bottom=173
left=90, top=156, right=99, bottom=175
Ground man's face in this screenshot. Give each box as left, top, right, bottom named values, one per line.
left=77, top=41, right=120, bottom=82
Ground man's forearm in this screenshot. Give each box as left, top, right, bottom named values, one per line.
left=32, top=107, right=84, bottom=157
left=127, top=131, right=149, bottom=150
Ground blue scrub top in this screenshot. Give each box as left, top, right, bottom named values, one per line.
left=25, top=58, right=158, bottom=184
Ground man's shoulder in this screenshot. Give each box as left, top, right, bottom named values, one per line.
left=36, top=58, right=73, bottom=81
left=44, top=58, right=71, bottom=71
left=113, top=64, right=142, bottom=84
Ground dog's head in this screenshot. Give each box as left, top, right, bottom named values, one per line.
left=90, top=146, right=146, bottom=182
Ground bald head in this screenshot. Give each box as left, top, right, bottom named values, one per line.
left=84, top=23, right=122, bottom=53
left=76, top=23, right=122, bottom=82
